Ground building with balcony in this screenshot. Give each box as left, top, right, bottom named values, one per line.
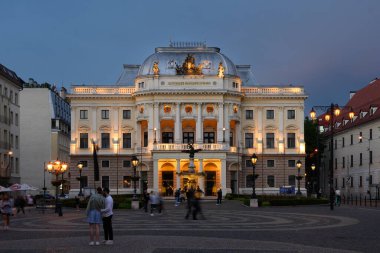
left=319, top=78, right=380, bottom=199
left=0, top=64, right=23, bottom=186
left=68, top=43, right=307, bottom=197
left=20, top=83, right=71, bottom=194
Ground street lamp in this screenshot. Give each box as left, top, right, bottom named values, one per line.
left=77, top=162, right=84, bottom=196
left=223, top=127, right=226, bottom=143
left=131, top=155, right=140, bottom=200
left=47, top=159, right=68, bottom=215
left=153, top=128, right=157, bottom=144
left=311, top=163, right=316, bottom=195
left=296, top=160, right=303, bottom=196
left=310, top=104, right=355, bottom=210
left=250, top=153, right=258, bottom=199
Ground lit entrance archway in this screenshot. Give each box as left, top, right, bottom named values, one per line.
left=159, top=162, right=175, bottom=196
left=204, top=163, right=219, bottom=196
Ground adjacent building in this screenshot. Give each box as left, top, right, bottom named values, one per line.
left=319, top=78, right=380, bottom=199
left=68, top=43, right=307, bottom=197
left=20, top=84, right=71, bottom=194
left=0, top=64, right=23, bottom=186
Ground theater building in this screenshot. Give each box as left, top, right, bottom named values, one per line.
left=68, top=43, right=307, bottom=196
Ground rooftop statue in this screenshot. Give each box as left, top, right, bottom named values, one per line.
left=182, top=142, right=202, bottom=159
left=218, top=62, right=225, bottom=78
left=176, top=54, right=203, bottom=75
left=152, top=61, right=160, bottom=75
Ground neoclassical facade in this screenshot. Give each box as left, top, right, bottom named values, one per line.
left=68, top=44, right=307, bottom=196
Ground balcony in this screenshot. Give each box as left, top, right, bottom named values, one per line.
left=153, top=143, right=229, bottom=151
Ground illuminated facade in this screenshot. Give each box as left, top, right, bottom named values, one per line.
left=68, top=43, right=307, bottom=196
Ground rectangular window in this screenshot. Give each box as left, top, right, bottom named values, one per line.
left=287, top=133, right=296, bottom=148
left=230, top=132, right=233, bottom=146
left=370, top=129, right=373, bottom=139
left=245, top=159, right=253, bottom=167
left=102, top=176, right=109, bottom=189
left=123, top=110, right=131, bottom=119
left=123, top=160, right=131, bottom=168
left=80, top=133, right=88, bottom=149
left=245, top=133, right=253, bottom=148
left=101, top=133, right=110, bottom=149
left=245, top=110, right=253, bottom=119
left=203, top=132, right=215, bottom=143
left=350, top=134, right=353, bottom=145
left=350, top=177, right=354, bottom=187
left=15, top=113, right=19, bottom=126
left=15, top=93, right=18, bottom=105
left=183, top=132, right=194, bottom=144
left=335, top=178, right=337, bottom=189
left=266, top=133, right=275, bottom=149
left=267, top=175, right=275, bottom=187
left=335, top=158, right=337, bottom=170
left=342, top=178, right=345, bottom=188
left=370, top=151, right=373, bottom=164
left=15, top=136, right=19, bottom=149
left=288, top=175, right=296, bottom=186
left=342, top=137, right=345, bottom=147
left=144, top=132, right=148, bottom=147
left=101, top=110, right=109, bottom=119
left=122, top=133, right=132, bottom=149
left=267, top=160, right=275, bottom=167
left=342, top=157, right=345, bottom=168
left=287, top=110, right=295, bottom=119
left=359, top=176, right=362, bottom=187
left=246, top=175, right=254, bottom=187
left=79, top=161, right=88, bottom=167
left=359, top=153, right=362, bottom=166
left=369, top=175, right=373, bottom=185
left=162, top=132, right=174, bottom=143
left=288, top=160, right=295, bottom=167
left=102, top=160, right=110, bottom=168
left=123, top=176, right=132, bottom=188
left=266, top=110, right=274, bottom=119
left=80, top=110, right=88, bottom=119
left=350, top=155, right=353, bottom=167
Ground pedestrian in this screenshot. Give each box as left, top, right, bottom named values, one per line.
left=86, top=187, right=105, bottom=246
left=149, top=191, right=160, bottom=216
left=185, top=187, right=195, bottom=219
left=101, top=187, right=114, bottom=245
left=0, top=193, right=13, bottom=230
left=143, top=190, right=150, bottom=212
left=174, top=188, right=180, bottom=206
left=16, top=196, right=26, bottom=214
left=335, top=188, right=341, bottom=206
left=217, top=188, right=222, bottom=205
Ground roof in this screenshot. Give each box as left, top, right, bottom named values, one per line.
left=320, top=78, right=380, bottom=134
left=0, top=63, right=24, bottom=88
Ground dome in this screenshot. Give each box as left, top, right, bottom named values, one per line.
left=137, top=45, right=238, bottom=76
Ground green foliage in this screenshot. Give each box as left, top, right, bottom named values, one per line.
left=61, top=194, right=135, bottom=209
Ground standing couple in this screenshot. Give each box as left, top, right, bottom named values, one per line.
left=86, top=187, right=114, bottom=246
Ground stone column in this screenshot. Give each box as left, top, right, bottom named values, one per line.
left=198, top=159, right=204, bottom=192
left=221, top=159, right=227, bottom=195
left=70, top=107, right=76, bottom=154
left=92, top=107, right=97, bottom=142
left=257, top=107, right=263, bottom=153
left=278, top=107, right=284, bottom=153
left=153, top=157, right=159, bottom=192
left=224, top=103, right=230, bottom=146
left=175, top=103, right=181, bottom=143
left=196, top=103, right=203, bottom=143
left=176, top=159, right=181, bottom=190
left=154, top=102, right=160, bottom=143
left=148, top=103, right=154, bottom=148
left=217, top=103, right=224, bottom=144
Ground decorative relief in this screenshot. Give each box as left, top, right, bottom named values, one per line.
left=185, top=105, right=193, bottom=114
left=233, top=105, right=239, bottom=113
left=201, top=60, right=211, bottom=69
left=265, top=125, right=277, bottom=130
left=78, top=125, right=90, bottom=131
left=99, top=125, right=111, bottom=131
left=176, top=54, right=203, bottom=75
left=121, top=125, right=134, bottom=131
left=286, top=124, right=299, bottom=130
left=167, top=59, right=176, bottom=69
left=164, top=105, right=171, bottom=113
left=139, top=106, right=144, bottom=114
left=206, top=105, right=214, bottom=113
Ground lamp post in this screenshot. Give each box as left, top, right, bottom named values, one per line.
left=131, top=155, right=140, bottom=200
left=77, top=162, right=83, bottom=196
left=250, top=153, right=258, bottom=199
left=47, top=159, right=68, bottom=215
left=223, top=127, right=226, bottom=143
left=311, top=163, right=316, bottom=195
left=310, top=104, right=355, bottom=210
left=296, top=160, right=303, bottom=196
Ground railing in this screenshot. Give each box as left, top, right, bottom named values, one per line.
left=153, top=143, right=229, bottom=151
left=71, top=86, right=135, bottom=95
left=242, top=87, right=304, bottom=95
left=341, top=194, right=380, bottom=208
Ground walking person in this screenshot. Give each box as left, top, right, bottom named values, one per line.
left=101, top=187, right=114, bottom=245
left=185, top=187, right=195, bottom=219
left=143, top=190, right=150, bottom=212
left=86, top=187, right=105, bottom=246
left=174, top=188, right=180, bottom=206
left=1, top=193, right=13, bottom=230
left=149, top=191, right=160, bottom=216
left=335, top=188, right=341, bottom=206
left=216, top=188, right=222, bottom=205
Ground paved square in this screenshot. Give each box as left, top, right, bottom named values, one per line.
left=1, top=200, right=379, bottom=253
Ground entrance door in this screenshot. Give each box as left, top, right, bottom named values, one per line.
left=141, top=171, right=148, bottom=193
left=162, top=171, right=174, bottom=196
left=205, top=171, right=216, bottom=196
left=230, top=171, right=237, bottom=194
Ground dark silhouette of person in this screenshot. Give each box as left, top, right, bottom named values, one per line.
left=185, top=187, right=195, bottom=219
left=217, top=188, right=222, bottom=205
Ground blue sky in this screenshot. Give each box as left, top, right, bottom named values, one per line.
left=1, top=0, right=380, bottom=112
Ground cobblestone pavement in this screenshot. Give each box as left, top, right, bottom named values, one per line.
left=1, top=200, right=379, bottom=253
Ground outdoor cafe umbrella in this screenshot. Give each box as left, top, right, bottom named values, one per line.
left=0, top=185, right=12, bottom=192
left=9, top=183, right=38, bottom=191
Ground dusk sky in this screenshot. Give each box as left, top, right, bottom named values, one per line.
left=1, top=0, right=380, bottom=113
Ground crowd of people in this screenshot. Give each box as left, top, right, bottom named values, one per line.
left=0, top=193, right=34, bottom=230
